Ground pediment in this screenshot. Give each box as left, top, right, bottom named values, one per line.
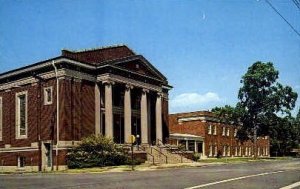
left=112, top=56, right=166, bottom=81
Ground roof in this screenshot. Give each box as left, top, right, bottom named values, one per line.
left=169, top=111, right=216, bottom=118
left=61, top=45, right=136, bottom=65
left=170, top=133, right=204, bottom=140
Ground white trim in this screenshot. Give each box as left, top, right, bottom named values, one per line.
left=0, top=96, right=2, bottom=141
left=97, top=73, right=162, bottom=92
left=0, top=147, right=38, bottom=153
left=0, top=58, right=96, bottom=80
left=43, top=86, right=53, bottom=105
left=15, top=91, right=28, bottom=139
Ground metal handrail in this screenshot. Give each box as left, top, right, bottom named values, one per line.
left=140, top=145, right=155, bottom=165
left=157, top=138, right=185, bottom=163
left=151, top=146, right=168, bottom=164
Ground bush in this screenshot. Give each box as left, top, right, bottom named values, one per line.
left=66, top=135, right=130, bottom=169
left=192, top=153, right=200, bottom=161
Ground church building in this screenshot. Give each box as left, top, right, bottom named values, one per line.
left=0, top=45, right=171, bottom=171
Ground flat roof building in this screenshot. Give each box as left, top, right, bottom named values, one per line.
left=169, top=111, right=270, bottom=159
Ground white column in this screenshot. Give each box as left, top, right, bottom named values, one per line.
left=194, top=141, right=198, bottom=153
left=185, top=140, right=189, bottom=151
left=141, top=89, right=149, bottom=144
left=95, top=83, right=101, bottom=135
left=124, top=84, right=132, bottom=143
left=104, top=81, right=114, bottom=139
left=155, top=93, right=163, bottom=144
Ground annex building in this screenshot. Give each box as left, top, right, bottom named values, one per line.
left=0, top=45, right=171, bottom=171
left=169, top=111, right=270, bottom=159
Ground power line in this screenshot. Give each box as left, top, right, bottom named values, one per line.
left=292, top=0, right=300, bottom=10
left=265, top=0, right=300, bottom=37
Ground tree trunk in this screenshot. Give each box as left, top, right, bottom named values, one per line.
left=254, top=126, right=257, bottom=159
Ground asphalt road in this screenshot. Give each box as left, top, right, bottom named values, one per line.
left=0, top=159, right=299, bottom=189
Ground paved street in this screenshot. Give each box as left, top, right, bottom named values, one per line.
left=0, top=159, right=299, bottom=189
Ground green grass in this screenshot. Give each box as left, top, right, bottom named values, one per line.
left=198, top=156, right=292, bottom=163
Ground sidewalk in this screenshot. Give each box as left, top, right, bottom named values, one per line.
left=0, top=157, right=292, bottom=175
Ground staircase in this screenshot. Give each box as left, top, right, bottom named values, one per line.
left=143, top=144, right=194, bottom=164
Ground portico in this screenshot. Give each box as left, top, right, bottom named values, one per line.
left=95, top=74, right=166, bottom=145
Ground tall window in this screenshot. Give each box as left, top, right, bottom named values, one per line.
left=222, top=127, right=225, bottom=136
left=208, top=125, right=212, bottom=135
left=0, top=97, right=2, bottom=141
left=213, top=125, right=217, bottom=135
left=226, top=128, right=230, bottom=136
left=16, top=91, right=27, bottom=139
left=44, top=87, right=53, bottom=105
left=234, top=128, right=237, bottom=137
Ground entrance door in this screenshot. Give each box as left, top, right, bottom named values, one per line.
left=197, top=142, right=203, bottom=153
left=42, top=142, right=52, bottom=171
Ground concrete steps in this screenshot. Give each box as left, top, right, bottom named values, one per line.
left=145, top=145, right=194, bottom=164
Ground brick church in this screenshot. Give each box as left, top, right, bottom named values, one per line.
left=0, top=45, right=171, bottom=171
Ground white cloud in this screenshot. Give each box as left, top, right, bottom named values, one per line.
left=170, top=92, right=221, bottom=108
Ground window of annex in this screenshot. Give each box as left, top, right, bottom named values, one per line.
left=16, top=91, right=28, bottom=139
left=208, top=124, right=212, bottom=135
left=213, top=125, right=217, bottom=135
left=44, top=87, right=53, bottom=105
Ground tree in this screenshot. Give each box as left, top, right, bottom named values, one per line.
left=269, top=115, right=298, bottom=156
left=213, top=62, right=298, bottom=158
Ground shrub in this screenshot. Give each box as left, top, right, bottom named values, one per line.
left=192, top=153, right=200, bottom=161
left=66, top=135, right=130, bottom=169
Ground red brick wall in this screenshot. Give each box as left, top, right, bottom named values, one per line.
left=169, top=114, right=270, bottom=157
left=0, top=151, right=39, bottom=166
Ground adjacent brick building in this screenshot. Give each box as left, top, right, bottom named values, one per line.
left=0, top=45, right=171, bottom=171
left=169, top=111, right=270, bottom=159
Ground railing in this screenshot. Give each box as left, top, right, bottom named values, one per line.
left=150, top=146, right=168, bottom=164
left=157, top=139, right=186, bottom=163
left=140, top=145, right=155, bottom=165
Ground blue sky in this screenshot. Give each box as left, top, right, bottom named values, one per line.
left=0, top=0, right=299, bottom=114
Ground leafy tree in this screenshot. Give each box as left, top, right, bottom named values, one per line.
left=212, top=62, right=298, bottom=158
left=269, top=115, right=298, bottom=156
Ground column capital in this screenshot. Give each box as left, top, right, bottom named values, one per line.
left=125, top=84, right=134, bottom=90
left=142, top=88, right=149, bottom=94
left=102, top=80, right=115, bottom=86
left=157, top=92, right=163, bottom=97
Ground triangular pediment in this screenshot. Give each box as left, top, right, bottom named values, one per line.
left=112, top=56, right=167, bottom=81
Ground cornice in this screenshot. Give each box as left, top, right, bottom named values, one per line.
left=97, top=73, right=162, bottom=93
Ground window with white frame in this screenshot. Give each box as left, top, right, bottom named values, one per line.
left=214, top=145, right=218, bottom=156
left=234, top=128, right=237, bottom=137
left=0, top=97, right=2, bottom=141
left=208, top=125, right=212, bottom=135
left=213, top=125, right=217, bottom=135
left=44, top=87, right=53, bottom=105
left=222, top=127, right=225, bottom=136
left=223, top=146, right=226, bottom=156
left=227, top=146, right=231, bottom=156
left=209, top=145, right=213, bottom=156
left=226, top=128, right=230, bottom=136
left=16, top=91, right=28, bottom=139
